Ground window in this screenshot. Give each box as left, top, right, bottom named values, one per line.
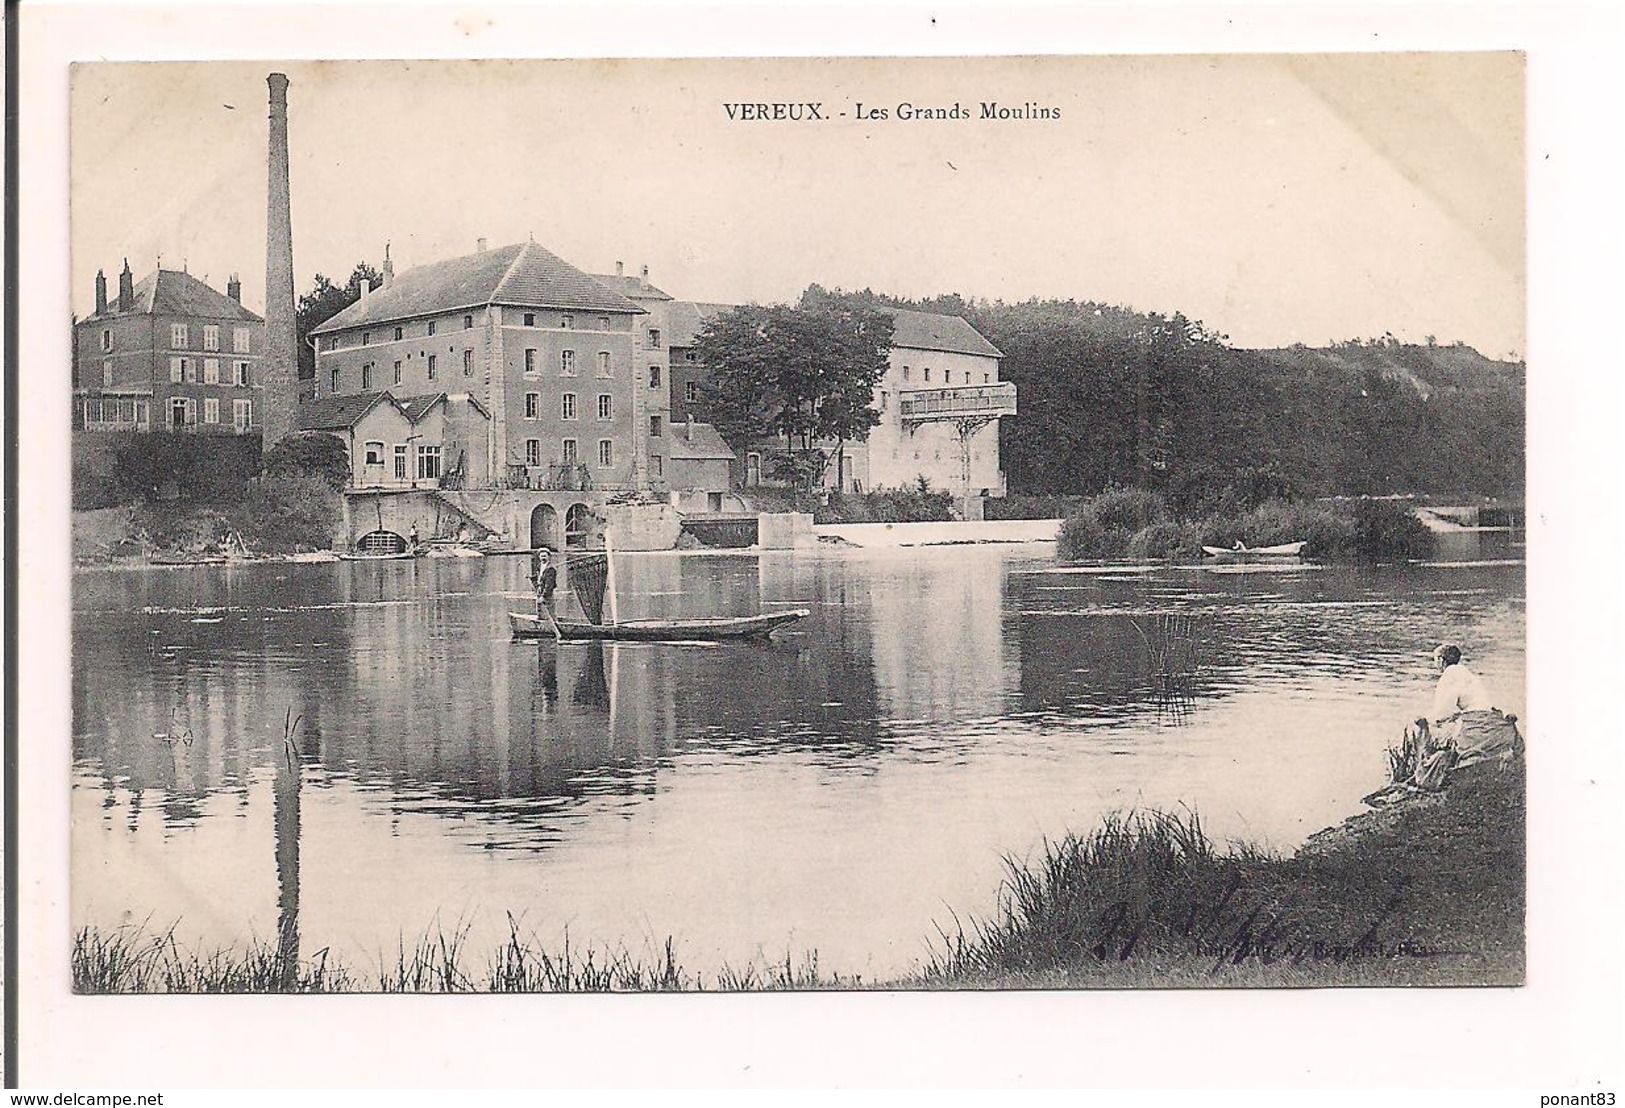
left=463, top=315, right=474, bottom=330
left=684, top=351, right=697, bottom=363
left=649, top=364, right=662, bottom=388
left=880, top=391, right=888, bottom=411
left=902, top=366, right=911, bottom=381
left=234, top=362, right=250, bottom=387
left=364, top=441, right=385, bottom=466
left=649, top=415, right=662, bottom=437
left=180, top=357, right=193, bottom=383
left=170, top=357, right=184, bottom=384
left=233, top=399, right=253, bottom=432
left=462, top=350, right=473, bottom=377
left=523, top=313, right=535, bottom=327
left=393, top=361, right=403, bottom=386
left=170, top=398, right=191, bottom=428
left=648, top=328, right=661, bottom=348
left=417, top=445, right=442, bottom=480
left=427, top=355, right=437, bottom=380
left=984, top=373, right=991, bottom=383
left=652, top=455, right=663, bottom=478
left=524, top=349, right=537, bottom=375
left=394, top=326, right=403, bottom=341
left=203, top=325, right=220, bottom=351
left=100, top=329, right=112, bottom=352
left=597, top=351, right=611, bottom=377
left=562, top=439, right=578, bottom=465
left=561, top=393, right=577, bottom=420
left=171, top=323, right=188, bottom=348
left=597, top=394, right=613, bottom=421
left=599, top=316, right=610, bottom=331
left=102, top=360, right=113, bottom=387
left=685, top=381, right=698, bottom=403
left=204, top=358, right=220, bottom=384
left=597, top=439, right=613, bottom=467
left=525, top=439, right=541, bottom=467
left=560, top=350, right=576, bottom=376
left=560, top=314, right=573, bottom=330
left=924, top=368, right=932, bottom=383
left=203, top=398, right=220, bottom=424
left=427, top=320, right=436, bottom=337
left=362, top=332, right=371, bottom=346
left=326, top=336, right=338, bottom=351
left=233, top=327, right=251, bottom=353
left=943, top=370, right=952, bottom=385
left=394, top=445, right=408, bottom=480
left=330, top=368, right=340, bottom=393
left=524, top=392, right=540, bottom=419
left=361, top=364, right=373, bottom=390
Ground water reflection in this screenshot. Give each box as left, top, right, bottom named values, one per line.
left=71, top=544, right=1525, bottom=978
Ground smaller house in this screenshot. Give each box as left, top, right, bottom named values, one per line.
left=297, top=391, right=491, bottom=490
left=665, top=418, right=737, bottom=514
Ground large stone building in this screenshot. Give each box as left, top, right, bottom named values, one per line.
left=665, top=302, right=1014, bottom=498
left=73, top=261, right=265, bottom=434
left=310, top=240, right=658, bottom=492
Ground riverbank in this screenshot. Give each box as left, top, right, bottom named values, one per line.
left=73, top=756, right=1522, bottom=992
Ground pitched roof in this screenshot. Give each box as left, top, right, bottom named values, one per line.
left=888, top=309, right=1003, bottom=359
left=86, top=269, right=262, bottom=323
left=589, top=273, right=674, bottom=301
left=313, top=242, right=644, bottom=335
left=666, top=301, right=736, bottom=348
left=297, top=392, right=397, bottom=431
left=396, top=394, right=446, bottom=423
left=665, top=420, right=736, bottom=461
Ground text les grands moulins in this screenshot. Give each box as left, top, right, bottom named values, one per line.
left=722, top=101, right=1060, bottom=122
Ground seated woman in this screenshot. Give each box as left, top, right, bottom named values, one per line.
left=1412, top=643, right=1521, bottom=788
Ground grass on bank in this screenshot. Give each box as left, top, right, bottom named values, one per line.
left=74, top=760, right=1522, bottom=993
left=1056, top=487, right=1437, bottom=564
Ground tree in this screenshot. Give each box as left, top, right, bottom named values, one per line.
left=263, top=431, right=350, bottom=489
left=692, top=304, right=893, bottom=491
left=296, top=262, right=381, bottom=384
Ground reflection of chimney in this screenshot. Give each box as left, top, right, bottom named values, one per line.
left=263, top=72, right=298, bottom=445
left=476, top=237, right=487, bottom=253
left=639, top=264, right=650, bottom=291
left=94, top=269, right=107, bottom=315
left=615, top=260, right=624, bottom=278
left=227, top=273, right=241, bottom=302
left=686, top=415, right=693, bottom=441
left=117, top=259, right=133, bottom=312
left=382, top=242, right=394, bottom=289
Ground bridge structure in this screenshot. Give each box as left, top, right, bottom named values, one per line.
left=897, top=382, right=1018, bottom=515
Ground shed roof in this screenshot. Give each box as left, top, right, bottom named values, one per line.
left=313, top=241, right=645, bottom=335
left=589, top=273, right=674, bottom=301
left=85, top=269, right=262, bottom=324
left=297, top=392, right=398, bottom=431
left=665, top=420, right=737, bottom=461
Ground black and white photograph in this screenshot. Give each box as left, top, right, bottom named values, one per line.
left=11, top=3, right=1623, bottom=1092
left=63, top=51, right=1529, bottom=993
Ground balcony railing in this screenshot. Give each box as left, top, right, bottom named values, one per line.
left=897, top=382, right=1018, bottom=424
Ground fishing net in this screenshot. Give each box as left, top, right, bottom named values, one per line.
left=568, top=552, right=610, bottom=625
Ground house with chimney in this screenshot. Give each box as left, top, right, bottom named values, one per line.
left=73, top=261, right=265, bottom=434
left=310, top=240, right=661, bottom=494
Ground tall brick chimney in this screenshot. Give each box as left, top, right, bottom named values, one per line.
left=262, top=72, right=298, bottom=446
left=382, top=243, right=394, bottom=289
left=227, top=273, right=241, bottom=302
left=94, top=269, right=108, bottom=315
left=117, top=259, right=133, bottom=311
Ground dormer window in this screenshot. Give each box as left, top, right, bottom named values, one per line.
left=561, top=314, right=574, bottom=330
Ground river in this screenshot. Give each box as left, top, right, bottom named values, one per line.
left=71, top=533, right=1524, bottom=983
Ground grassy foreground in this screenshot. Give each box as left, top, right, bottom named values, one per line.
left=74, top=761, right=1522, bottom=992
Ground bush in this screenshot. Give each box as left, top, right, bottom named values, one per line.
left=1126, top=520, right=1204, bottom=562
left=1201, top=500, right=1357, bottom=561
left=264, top=432, right=349, bottom=490
left=1350, top=498, right=1436, bottom=562
left=815, top=483, right=954, bottom=524
left=984, top=494, right=1088, bottom=521
left=234, top=476, right=343, bottom=553
left=1091, top=487, right=1169, bottom=534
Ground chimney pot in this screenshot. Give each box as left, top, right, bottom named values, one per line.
left=640, top=264, right=650, bottom=290
left=477, top=238, right=488, bottom=253
left=95, top=269, right=108, bottom=315
left=227, top=273, right=241, bottom=302
left=615, top=261, right=624, bottom=278
left=117, top=258, right=134, bottom=312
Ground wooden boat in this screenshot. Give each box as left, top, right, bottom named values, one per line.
left=339, top=550, right=416, bottom=562
left=508, top=608, right=810, bottom=643
left=1201, top=541, right=1307, bottom=563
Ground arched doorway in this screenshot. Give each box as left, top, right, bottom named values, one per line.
left=355, top=529, right=407, bottom=555
left=529, top=503, right=558, bottom=551
left=564, top=503, right=592, bottom=548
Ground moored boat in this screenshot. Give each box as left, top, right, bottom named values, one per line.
left=1201, top=540, right=1307, bottom=563
left=508, top=609, right=810, bottom=643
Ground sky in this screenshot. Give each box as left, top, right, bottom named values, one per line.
left=71, top=53, right=1525, bottom=356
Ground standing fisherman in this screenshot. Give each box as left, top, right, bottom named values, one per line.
left=531, top=547, right=558, bottom=618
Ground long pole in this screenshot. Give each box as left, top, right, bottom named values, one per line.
left=603, top=525, right=619, bottom=627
